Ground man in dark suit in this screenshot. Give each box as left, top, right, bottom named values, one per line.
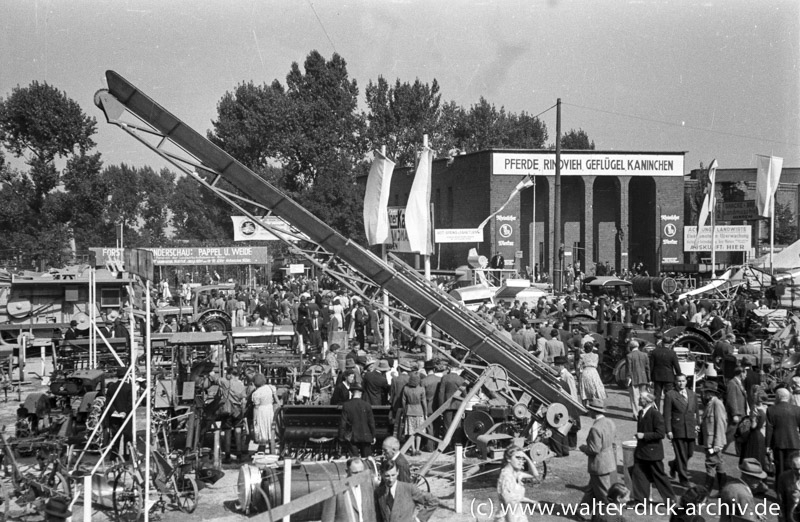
left=321, top=457, right=377, bottom=522
left=776, top=451, right=800, bottom=522
left=766, top=387, right=800, bottom=481
left=649, top=342, right=681, bottom=412
left=438, top=365, right=466, bottom=448
left=420, top=360, right=441, bottom=452
left=631, top=391, right=676, bottom=506
left=308, top=309, right=324, bottom=350
left=663, top=374, right=699, bottom=487
left=375, top=459, right=440, bottom=522
left=724, top=368, right=748, bottom=455
left=338, top=384, right=376, bottom=458
left=362, top=360, right=391, bottom=406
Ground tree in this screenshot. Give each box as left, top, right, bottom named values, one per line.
left=0, top=81, right=99, bottom=266
left=560, top=129, right=595, bottom=150
left=452, top=97, right=548, bottom=152
left=365, top=77, right=442, bottom=167
left=774, top=201, right=797, bottom=245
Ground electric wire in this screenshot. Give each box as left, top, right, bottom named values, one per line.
left=306, top=0, right=337, bottom=53
left=563, top=101, right=800, bottom=148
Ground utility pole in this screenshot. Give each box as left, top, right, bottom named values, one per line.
left=553, top=99, right=562, bottom=291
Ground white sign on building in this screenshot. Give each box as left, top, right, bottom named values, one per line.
left=434, top=229, right=483, bottom=243
left=492, top=152, right=684, bottom=177
left=683, top=225, right=752, bottom=252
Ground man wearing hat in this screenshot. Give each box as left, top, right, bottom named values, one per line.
left=719, top=458, right=766, bottom=522
left=421, top=360, right=442, bottom=452
left=579, top=398, right=617, bottom=515
left=650, top=337, right=682, bottom=412
left=701, top=380, right=729, bottom=494
left=64, top=319, right=79, bottom=341
left=363, top=359, right=391, bottom=406
left=339, top=383, right=376, bottom=458
left=390, top=361, right=411, bottom=438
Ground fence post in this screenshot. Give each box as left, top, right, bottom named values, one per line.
left=455, top=444, right=463, bottom=514
left=83, top=474, right=93, bottom=522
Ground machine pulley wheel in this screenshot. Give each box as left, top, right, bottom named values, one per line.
left=512, top=403, right=529, bottom=420
left=529, top=442, right=551, bottom=463
left=483, top=365, right=509, bottom=393
left=463, top=410, right=495, bottom=443
left=545, top=403, right=569, bottom=429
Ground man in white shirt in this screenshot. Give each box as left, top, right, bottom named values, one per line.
left=320, top=457, right=376, bottom=522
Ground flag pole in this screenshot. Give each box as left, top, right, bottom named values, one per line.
left=770, top=197, right=775, bottom=277
left=423, top=134, right=433, bottom=361
left=381, top=145, right=391, bottom=353
left=710, top=171, right=716, bottom=277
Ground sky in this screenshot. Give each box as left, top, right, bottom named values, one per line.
left=2, top=0, right=798, bottom=175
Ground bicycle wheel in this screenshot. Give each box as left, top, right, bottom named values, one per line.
left=175, top=475, right=198, bottom=513
left=46, top=471, right=71, bottom=498
left=413, top=473, right=430, bottom=493
left=113, top=467, right=143, bottom=522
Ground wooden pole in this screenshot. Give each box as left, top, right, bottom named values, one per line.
left=283, top=458, right=293, bottom=522
left=144, top=279, right=151, bottom=522
left=381, top=145, right=391, bottom=354
left=423, top=134, right=433, bottom=361
left=553, top=99, right=562, bottom=291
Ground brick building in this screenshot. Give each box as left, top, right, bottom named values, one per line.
left=684, top=166, right=800, bottom=265
left=380, top=149, right=686, bottom=277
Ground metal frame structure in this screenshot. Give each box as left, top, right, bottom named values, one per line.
left=94, top=71, right=586, bottom=473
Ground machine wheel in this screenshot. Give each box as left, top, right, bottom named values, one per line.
left=112, top=467, right=143, bottom=522
left=671, top=331, right=712, bottom=354
left=613, top=359, right=628, bottom=389
left=198, top=311, right=231, bottom=332
left=413, top=473, right=430, bottom=493
left=176, top=476, right=198, bottom=513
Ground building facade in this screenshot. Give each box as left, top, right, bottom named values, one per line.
left=383, top=149, right=686, bottom=277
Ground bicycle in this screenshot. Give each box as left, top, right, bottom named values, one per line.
left=112, top=441, right=198, bottom=520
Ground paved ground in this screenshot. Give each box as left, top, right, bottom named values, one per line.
left=0, top=375, right=784, bottom=521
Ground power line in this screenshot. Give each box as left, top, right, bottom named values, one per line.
left=306, top=0, right=337, bottom=54
left=531, top=103, right=556, bottom=120
left=562, top=101, right=800, bottom=148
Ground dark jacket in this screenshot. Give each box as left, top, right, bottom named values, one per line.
left=663, top=389, right=699, bottom=439
left=649, top=346, right=681, bottom=383
left=635, top=406, right=666, bottom=461
left=766, top=401, right=800, bottom=450
left=339, top=397, right=376, bottom=443
left=375, top=481, right=438, bottom=522
left=330, top=382, right=351, bottom=406
left=362, top=371, right=390, bottom=406
left=438, top=372, right=465, bottom=411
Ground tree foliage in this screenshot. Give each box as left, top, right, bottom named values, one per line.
left=561, top=128, right=595, bottom=150
left=775, top=201, right=797, bottom=245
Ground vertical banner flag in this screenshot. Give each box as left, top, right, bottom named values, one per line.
left=405, top=147, right=433, bottom=255
left=756, top=155, right=784, bottom=217
left=363, top=151, right=396, bottom=245
left=693, top=159, right=717, bottom=248
left=478, top=174, right=535, bottom=231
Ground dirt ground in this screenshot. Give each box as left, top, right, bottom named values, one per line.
left=0, top=373, right=784, bottom=522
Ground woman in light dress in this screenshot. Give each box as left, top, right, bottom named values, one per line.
left=251, top=373, right=279, bottom=453
left=579, top=342, right=607, bottom=404
left=496, top=445, right=539, bottom=522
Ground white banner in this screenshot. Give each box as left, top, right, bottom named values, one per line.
left=683, top=225, right=751, bottom=252
left=231, top=216, right=305, bottom=242
left=434, top=229, right=483, bottom=244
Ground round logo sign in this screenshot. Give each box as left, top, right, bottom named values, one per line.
left=499, top=224, right=513, bottom=238
left=664, top=223, right=676, bottom=238
left=241, top=220, right=257, bottom=236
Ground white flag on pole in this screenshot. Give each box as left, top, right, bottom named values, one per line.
left=405, top=147, right=434, bottom=255
left=693, top=159, right=717, bottom=248
left=756, top=155, right=783, bottom=218
left=478, top=174, right=535, bottom=231
left=363, top=151, right=396, bottom=245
